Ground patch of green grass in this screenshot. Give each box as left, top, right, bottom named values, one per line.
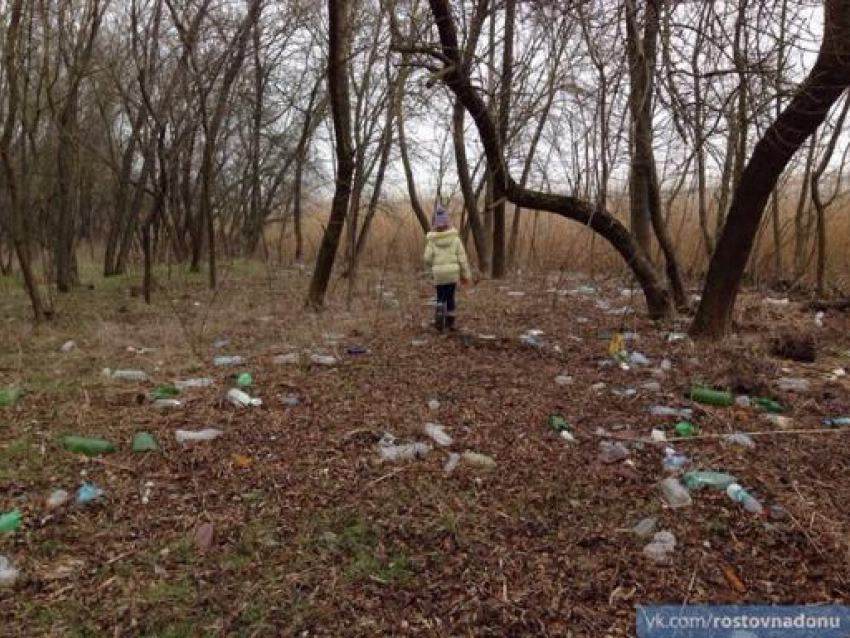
left=143, top=576, right=195, bottom=606
left=0, top=433, right=37, bottom=481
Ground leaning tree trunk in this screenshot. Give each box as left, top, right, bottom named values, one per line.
left=691, top=0, right=850, bottom=338
left=426, top=0, right=672, bottom=318
left=307, top=0, right=354, bottom=308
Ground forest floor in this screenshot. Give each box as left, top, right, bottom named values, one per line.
left=2, top=263, right=850, bottom=637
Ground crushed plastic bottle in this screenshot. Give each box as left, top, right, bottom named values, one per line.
left=273, top=353, right=299, bottom=365
left=153, top=399, right=182, bottom=409
left=110, top=370, right=149, bottom=381
left=629, top=351, right=650, bottom=366
left=0, top=555, right=20, bottom=588
left=76, top=483, right=104, bottom=506
left=643, top=530, right=676, bottom=563
left=548, top=415, right=575, bottom=441
left=763, top=414, right=793, bottom=429
left=650, top=406, right=693, bottom=419
left=175, top=428, right=223, bottom=443
left=0, top=509, right=22, bottom=532
left=650, top=428, right=667, bottom=442
left=427, top=399, right=441, bottom=411
left=823, top=417, right=850, bottom=427
left=281, top=394, right=300, bottom=406
left=689, top=385, right=733, bottom=407
left=598, top=441, right=629, bottom=464
left=151, top=384, right=180, bottom=400
left=734, top=395, right=752, bottom=408
left=753, top=397, right=783, bottom=413
left=60, top=340, right=76, bottom=353
left=555, top=375, right=573, bottom=387
left=131, top=431, right=159, bottom=452
left=777, top=377, right=809, bottom=393
left=682, top=471, right=737, bottom=490
left=236, top=372, right=252, bottom=388
left=444, top=452, right=461, bottom=474
left=174, top=377, right=213, bottom=390
left=662, top=448, right=688, bottom=472
left=659, top=477, right=692, bottom=508
left=378, top=436, right=432, bottom=461
left=461, top=450, right=496, bottom=468
left=814, top=311, right=825, bottom=328
left=642, top=381, right=662, bottom=393
left=674, top=421, right=697, bottom=438
left=61, top=435, right=116, bottom=455
left=724, top=432, right=755, bottom=448
left=212, top=355, right=244, bottom=367
left=310, top=354, right=338, bottom=366
left=46, top=489, right=71, bottom=510
left=726, top=483, right=764, bottom=514
left=633, top=516, right=658, bottom=538
left=423, top=422, right=452, bottom=446
left=226, top=388, right=262, bottom=407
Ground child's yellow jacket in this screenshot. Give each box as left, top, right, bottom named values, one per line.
left=423, top=229, right=471, bottom=285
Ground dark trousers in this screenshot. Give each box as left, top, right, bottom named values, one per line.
left=434, top=283, right=456, bottom=329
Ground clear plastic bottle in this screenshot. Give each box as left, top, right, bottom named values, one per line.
left=659, top=477, right=692, bottom=508
left=226, top=388, right=262, bottom=407
left=662, top=449, right=688, bottom=472
left=0, top=555, right=20, bottom=588
left=175, top=428, right=223, bottom=443
left=110, top=370, right=148, bottom=381
left=212, top=355, right=244, bottom=367
left=724, top=432, right=755, bottom=448
left=726, top=483, right=764, bottom=514
left=682, top=471, right=737, bottom=490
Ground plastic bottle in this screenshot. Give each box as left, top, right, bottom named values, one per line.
left=76, top=483, right=104, bottom=506
left=132, top=431, right=159, bottom=452
left=734, top=396, right=752, bottom=408
left=777, top=377, right=810, bottom=393
left=110, top=370, right=148, bottom=381
left=643, top=530, right=677, bottom=563
left=682, top=471, right=737, bottom=490
left=213, top=355, right=244, bottom=367
left=724, top=432, right=755, bottom=448
left=310, top=354, right=338, bottom=366
left=444, top=452, right=461, bottom=474
left=674, top=421, right=697, bottom=437
left=226, top=388, right=262, bottom=407
left=175, top=428, right=223, bottom=443
left=61, top=435, right=116, bottom=455
left=236, top=372, right=252, bottom=388
left=174, top=377, right=213, bottom=390
left=629, top=351, right=650, bottom=366
left=548, top=415, right=575, bottom=440
left=423, top=422, right=452, bottom=446
left=461, top=451, right=496, bottom=468
left=633, top=516, right=658, bottom=538
left=763, top=414, right=793, bottom=429
left=753, top=397, right=783, bottom=413
left=598, top=441, right=629, bottom=464
left=0, top=555, right=20, bottom=588
left=650, top=406, right=693, bottom=419
left=379, top=441, right=432, bottom=461
left=823, top=417, right=850, bottom=427
left=154, top=399, right=182, bottom=409
left=688, top=385, right=733, bottom=407
left=427, top=399, right=441, bottom=410
left=659, top=477, right=692, bottom=508
left=726, top=483, right=764, bottom=514
left=0, top=509, right=21, bottom=532
left=662, top=448, right=688, bottom=472
left=150, top=384, right=179, bottom=400
left=46, top=489, right=71, bottom=510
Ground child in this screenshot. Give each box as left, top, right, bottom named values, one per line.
left=423, top=207, right=471, bottom=331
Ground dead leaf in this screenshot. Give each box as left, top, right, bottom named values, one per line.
left=193, top=523, right=215, bottom=553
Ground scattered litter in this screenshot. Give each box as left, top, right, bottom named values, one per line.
left=0, top=556, right=20, bottom=588
left=212, top=355, right=244, bottom=367
left=683, top=471, right=737, bottom=490
left=823, top=417, right=850, bottom=427
left=726, top=483, right=764, bottom=514
left=633, top=516, right=658, bottom=539
left=378, top=435, right=432, bottom=462
left=310, top=354, right=338, bottom=366
left=659, top=477, right=692, bottom=508
left=777, top=377, right=810, bottom=393
left=411, top=339, right=428, bottom=347
left=423, top=422, right=452, bottom=446
left=76, top=483, right=104, bottom=507
left=660, top=359, right=672, bottom=372
left=643, top=530, right=676, bottom=563
left=548, top=415, right=575, bottom=441
left=576, top=285, right=596, bottom=294
left=764, top=297, right=790, bottom=306
left=650, top=428, right=666, bottom=442
left=273, top=353, right=299, bottom=365
left=662, top=448, right=688, bottom=472
left=151, top=384, right=180, bottom=400
left=193, top=522, right=215, bottom=552
left=236, top=372, right=253, bottom=388
left=666, top=332, right=687, bottom=342
left=520, top=329, right=544, bottom=347
left=61, top=435, right=116, bottom=455
left=762, top=414, right=793, bottom=429
left=590, top=382, right=607, bottom=392
left=175, top=428, right=223, bottom=443
left=814, top=311, right=825, bottom=328
left=461, top=451, right=496, bottom=468
left=126, top=346, right=154, bottom=354
left=689, top=385, right=733, bottom=406
left=724, top=432, right=755, bottom=448
left=212, top=338, right=231, bottom=349
left=598, top=441, right=629, bottom=464
left=345, top=344, right=368, bottom=355
left=174, top=377, right=213, bottom=390
left=46, top=489, right=70, bottom=510
left=444, top=452, right=461, bottom=474
left=734, top=395, right=752, bottom=408
left=226, top=388, right=262, bottom=407
left=232, top=453, right=252, bottom=468
left=0, top=509, right=22, bottom=532
left=281, top=394, right=300, bottom=406
left=60, top=340, right=76, bottom=352
left=753, top=397, right=783, bottom=413
left=153, top=399, right=182, bottom=409
left=555, top=375, right=573, bottom=386
left=141, top=481, right=154, bottom=505
left=131, top=431, right=159, bottom=452
left=650, top=406, right=693, bottom=419
left=107, top=369, right=148, bottom=381
left=674, top=421, right=697, bottom=438
left=642, top=381, right=661, bottom=393
left=427, top=399, right=440, bottom=411
left=629, top=352, right=649, bottom=366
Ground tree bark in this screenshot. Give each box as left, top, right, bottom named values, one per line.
left=691, top=0, right=850, bottom=338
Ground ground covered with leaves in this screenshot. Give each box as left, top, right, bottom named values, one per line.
left=2, top=264, right=850, bottom=637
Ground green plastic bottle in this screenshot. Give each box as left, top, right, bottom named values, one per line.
left=688, top=385, right=733, bottom=407
left=0, top=509, right=21, bottom=532
left=682, top=471, right=737, bottom=490
left=236, top=372, right=253, bottom=388
left=131, top=431, right=159, bottom=452
left=675, top=421, right=697, bottom=437
left=547, top=415, right=569, bottom=433
left=61, top=435, right=116, bottom=455
left=753, top=397, right=783, bottom=413
left=151, top=384, right=180, bottom=400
